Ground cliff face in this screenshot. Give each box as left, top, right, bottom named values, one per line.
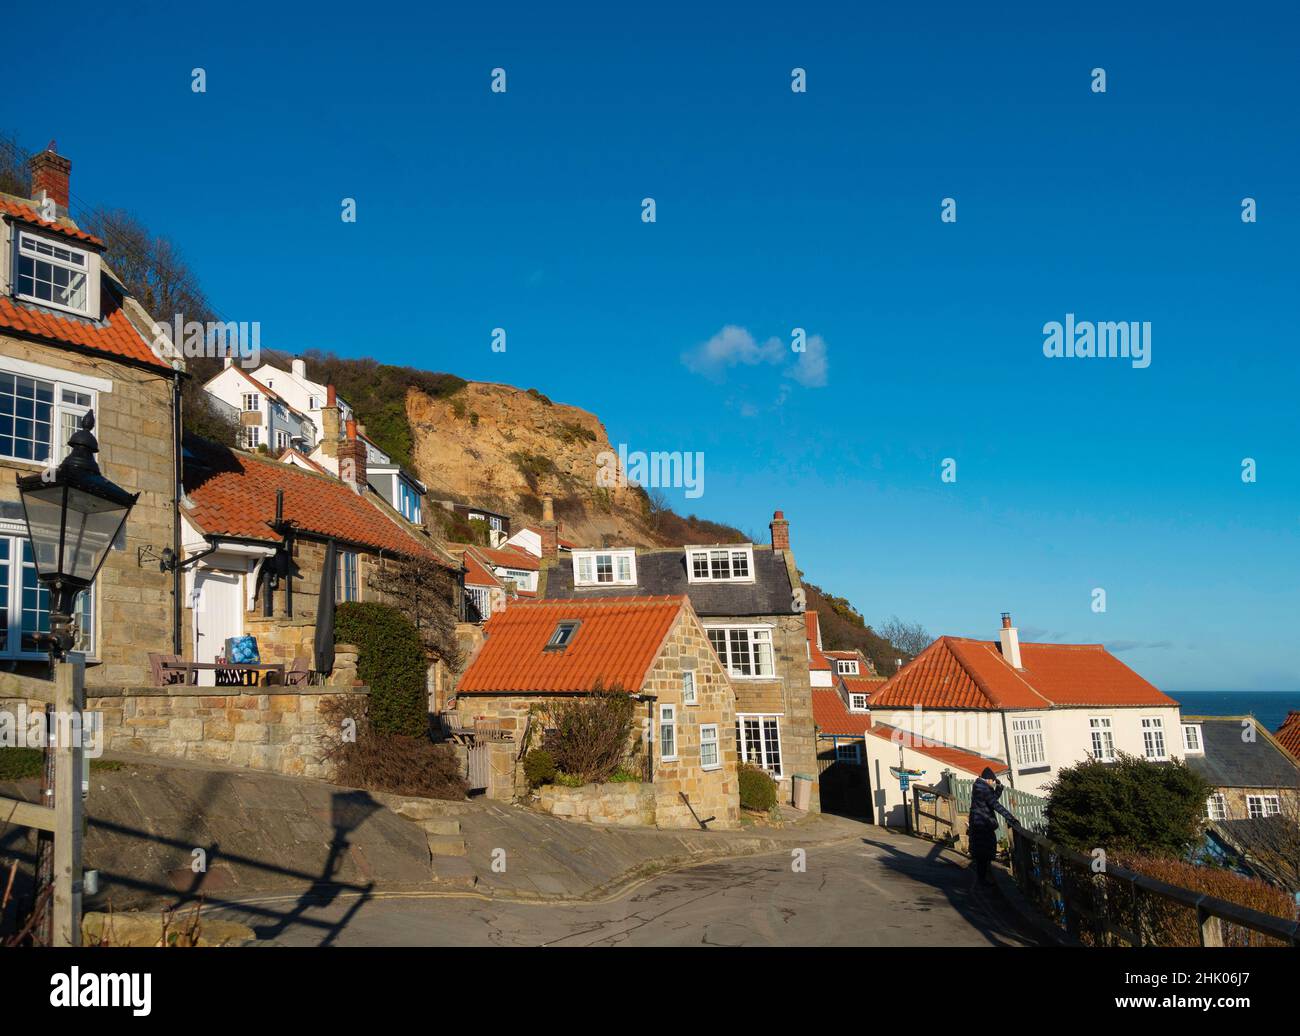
left=405, top=381, right=658, bottom=547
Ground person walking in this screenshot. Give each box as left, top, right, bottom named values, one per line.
left=969, top=766, right=1018, bottom=886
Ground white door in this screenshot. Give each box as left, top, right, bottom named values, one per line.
left=193, top=570, right=243, bottom=685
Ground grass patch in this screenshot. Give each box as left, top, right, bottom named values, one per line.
left=0, top=747, right=124, bottom=781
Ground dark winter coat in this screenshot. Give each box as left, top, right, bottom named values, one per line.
left=968, top=777, right=1017, bottom=859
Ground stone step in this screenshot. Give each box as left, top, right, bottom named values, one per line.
left=430, top=856, right=478, bottom=890
left=427, top=834, right=468, bottom=857
left=420, top=818, right=461, bottom=836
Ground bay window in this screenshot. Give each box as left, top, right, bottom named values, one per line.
left=707, top=625, right=774, bottom=678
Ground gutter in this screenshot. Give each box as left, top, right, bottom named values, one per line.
left=172, top=366, right=184, bottom=653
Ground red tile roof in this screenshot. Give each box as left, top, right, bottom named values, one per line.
left=0, top=196, right=104, bottom=247
left=457, top=596, right=688, bottom=695
left=476, top=545, right=540, bottom=572
left=843, top=675, right=885, bottom=698
left=813, top=686, right=871, bottom=737
left=1276, top=711, right=1300, bottom=762
left=869, top=636, right=1176, bottom=710
left=461, top=551, right=500, bottom=588
left=0, top=284, right=170, bottom=372
left=805, top=611, right=832, bottom=672
left=868, top=724, right=1010, bottom=776
left=184, top=445, right=446, bottom=563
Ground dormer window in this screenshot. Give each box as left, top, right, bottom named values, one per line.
left=835, top=659, right=860, bottom=675
left=574, top=549, right=636, bottom=586
left=849, top=693, right=868, bottom=712
left=686, top=545, right=754, bottom=583
left=546, top=620, right=580, bottom=649
left=15, top=231, right=89, bottom=315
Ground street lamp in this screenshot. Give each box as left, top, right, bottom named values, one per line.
left=15, top=411, right=138, bottom=659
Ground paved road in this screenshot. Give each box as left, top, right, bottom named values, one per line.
left=208, top=832, right=1039, bottom=947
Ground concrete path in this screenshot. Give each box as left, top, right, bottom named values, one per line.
left=207, top=832, right=1038, bottom=946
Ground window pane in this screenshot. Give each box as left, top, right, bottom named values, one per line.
left=0, top=538, right=9, bottom=652
left=691, top=552, right=708, bottom=579
left=762, top=718, right=782, bottom=775
left=616, top=554, right=631, bottom=581
left=708, top=629, right=727, bottom=666
left=730, top=551, right=749, bottom=578
left=709, top=550, right=729, bottom=579
left=729, top=629, right=751, bottom=675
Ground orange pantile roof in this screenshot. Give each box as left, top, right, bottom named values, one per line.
left=843, top=675, right=885, bottom=698
left=870, top=636, right=1176, bottom=710
left=184, top=445, right=446, bottom=563
left=1277, top=711, right=1300, bottom=762
left=805, top=611, right=832, bottom=672
left=0, top=285, right=169, bottom=371
left=457, top=596, right=688, bottom=695
left=0, top=196, right=104, bottom=247
left=477, top=545, right=540, bottom=572
left=462, top=551, right=500, bottom=588
left=868, top=724, right=1010, bottom=776
left=813, top=686, right=871, bottom=737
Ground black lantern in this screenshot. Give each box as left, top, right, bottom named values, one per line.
left=15, top=411, right=138, bottom=658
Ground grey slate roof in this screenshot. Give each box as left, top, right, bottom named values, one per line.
left=1185, top=717, right=1300, bottom=789
left=541, top=547, right=796, bottom=618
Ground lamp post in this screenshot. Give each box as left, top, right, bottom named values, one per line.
left=15, top=410, right=137, bottom=945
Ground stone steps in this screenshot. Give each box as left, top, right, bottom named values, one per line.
left=430, top=856, right=478, bottom=890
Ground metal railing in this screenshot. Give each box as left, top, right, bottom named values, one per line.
left=1008, top=823, right=1299, bottom=947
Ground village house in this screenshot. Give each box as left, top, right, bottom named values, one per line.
left=203, top=359, right=316, bottom=454
left=246, top=357, right=354, bottom=437
left=539, top=510, right=819, bottom=811
left=453, top=595, right=741, bottom=829
left=437, top=500, right=512, bottom=547
left=0, top=143, right=183, bottom=687
left=864, top=613, right=1186, bottom=825
left=180, top=437, right=456, bottom=680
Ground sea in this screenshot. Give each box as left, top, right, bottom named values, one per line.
left=1168, top=691, right=1298, bottom=733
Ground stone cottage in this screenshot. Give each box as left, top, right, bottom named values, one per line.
left=454, top=595, right=741, bottom=829
left=539, top=511, right=819, bottom=811
left=0, top=143, right=183, bottom=687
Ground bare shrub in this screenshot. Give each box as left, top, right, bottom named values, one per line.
left=538, top=687, right=636, bottom=784
left=320, top=695, right=466, bottom=800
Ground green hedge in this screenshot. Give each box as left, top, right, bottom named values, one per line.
left=335, top=601, right=428, bottom=737
left=739, top=763, right=777, bottom=811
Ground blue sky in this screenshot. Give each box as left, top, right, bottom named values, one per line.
left=4, top=1, right=1297, bottom=692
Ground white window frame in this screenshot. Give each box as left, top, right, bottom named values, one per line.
left=735, top=713, right=783, bottom=777
left=706, top=624, right=775, bottom=679
left=835, top=658, right=860, bottom=676
left=685, top=545, right=756, bottom=584
left=0, top=523, right=96, bottom=660
left=336, top=550, right=359, bottom=603
left=275, top=430, right=288, bottom=452
left=1010, top=716, right=1047, bottom=768
left=14, top=230, right=91, bottom=316
left=1246, top=795, right=1280, bottom=819
left=835, top=741, right=862, bottom=764
left=700, top=723, right=720, bottom=770
left=848, top=693, right=868, bottom=712
left=1141, top=717, right=1167, bottom=761
left=573, top=549, right=637, bottom=587
left=659, top=703, right=677, bottom=762
left=1206, top=793, right=1227, bottom=821
left=241, top=392, right=261, bottom=413
left=244, top=425, right=261, bottom=449
left=0, top=365, right=98, bottom=467
left=1089, top=716, right=1115, bottom=762
left=1181, top=723, right=1203, bottom=753
left=681, top=669, right=697, bottom=705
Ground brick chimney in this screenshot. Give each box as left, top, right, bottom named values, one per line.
left=318, top=385, right=340, bottom=458
left=998, top=612, right=1023, bottom=670
left=770, top=509, right=790, bottom=552
left=339, top=418, right=367, bottom=493
left=29, top=142, right=71, bottom=217
left=539, top=495, right=558, bottom=560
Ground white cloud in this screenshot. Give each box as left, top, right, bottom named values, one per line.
left=786, top=333, right=829, bottom=388
left=682, top=326, right=830, bottom=397
left=681, top=325, right=783, bottom=382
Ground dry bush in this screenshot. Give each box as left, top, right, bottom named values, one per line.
left=321, top=695, right=466, bottom=800
left=538, top=688, right=635, bottom=784
left=1117, top=854, right=1296, bottom=947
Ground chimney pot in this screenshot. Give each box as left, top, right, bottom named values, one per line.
left=1001, top=612, right=1012, bottom=629
left=326, top=384, right=336, bottom=407
left=542, top=495, right=555, bottom=522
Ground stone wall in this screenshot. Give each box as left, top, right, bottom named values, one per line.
left=0, top=336, right=177, bottom=689
left=538, top=782, right=656, bottom=827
